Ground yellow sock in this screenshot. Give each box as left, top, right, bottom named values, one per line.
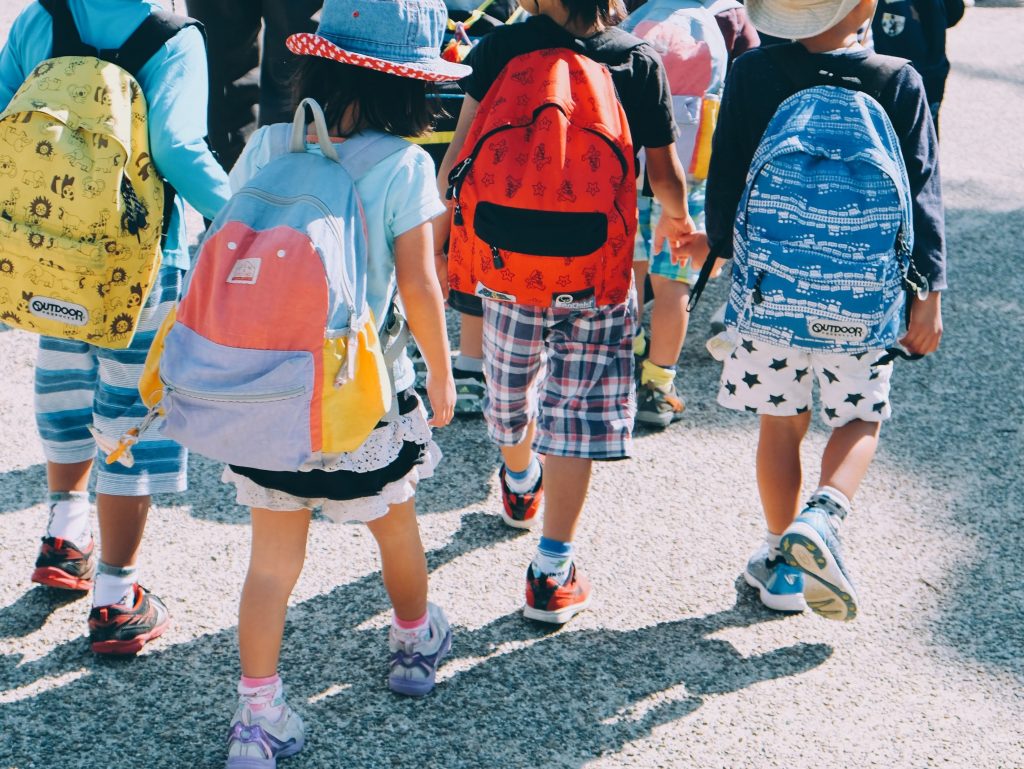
left=640, top=358, right=675, bottom=389
left=632, top=328, right=647, bottom=357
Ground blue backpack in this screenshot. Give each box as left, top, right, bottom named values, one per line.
left=722, top=52, right=917, bottom=353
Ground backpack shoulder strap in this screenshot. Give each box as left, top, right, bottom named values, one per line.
left=108, top=11, right=201, bottom=80
left=39, top=0, right=90, bottom=58
left=335, top=132, right=411, bottom=181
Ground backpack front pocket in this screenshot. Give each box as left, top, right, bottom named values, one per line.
left=159, top=325, right=316, bottom=470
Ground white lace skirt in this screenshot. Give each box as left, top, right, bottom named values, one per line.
left=221, top=390, right=441, bottom=524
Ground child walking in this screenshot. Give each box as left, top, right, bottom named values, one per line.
left=696, top=0, right=945, bottom=618
left=217, top=1, right=462, bottom=764
left=436, top=0, right=694, bottom=623
left=0, top=0, right=231, bottom=653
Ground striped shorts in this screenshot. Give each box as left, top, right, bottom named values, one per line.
left=481, top=298, right=637, bottom=460
left=34, top=266, right=186, bottom=497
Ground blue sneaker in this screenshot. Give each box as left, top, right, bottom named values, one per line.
left=388, top=603, right=452, bottom=696
left=781, top=497, right=858, bottom=621
left=743, top=544, right=807, bottom=613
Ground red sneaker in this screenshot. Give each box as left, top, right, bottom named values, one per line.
left=523, top=563, right=591, bottom=624
left=88, top=584, right=170, bottom=655
left=498, top=463, right=542, bottom=530
left=31, top=536, right=96, bottom=591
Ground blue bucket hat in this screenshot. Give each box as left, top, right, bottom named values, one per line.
left=286, top=0, right=472, bottom=82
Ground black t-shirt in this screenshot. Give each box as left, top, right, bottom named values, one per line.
left=704, top=43, right=946, bottom=292
left=458, top=14, right=678, bottom=151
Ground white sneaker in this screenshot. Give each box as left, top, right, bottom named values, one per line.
left=388, top=603, right=452, bottom=696
left=226, top=701, right=305, bottom=769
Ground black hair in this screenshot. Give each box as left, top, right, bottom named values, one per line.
left=292, top=57, right=439, bottom=138
left=563, top=0, right=627, bottom=27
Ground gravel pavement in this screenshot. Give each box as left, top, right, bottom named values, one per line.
left=0, top=4, right=1022, bottom=768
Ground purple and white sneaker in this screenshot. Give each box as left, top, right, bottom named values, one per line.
left=388, top=602, right=452, bottom=697
left=226, top=703, right=305, bottom=769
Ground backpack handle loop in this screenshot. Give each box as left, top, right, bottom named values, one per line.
left=290, top=98, right=340, bottom=162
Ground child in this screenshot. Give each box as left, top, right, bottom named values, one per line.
left=695, top=0, right=945, bottom=618
left=624, top=0, right=760, bottom=428
left=871, top=0, right=965, bottom=134
left=0, top=0, right=231, bottom=653
left=436, top=0, right=694, bottom=623
left=218, top=0, right=461, bottom=763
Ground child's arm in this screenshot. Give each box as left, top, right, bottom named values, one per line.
left=142, top=27, right=232, bottom=221
left=395, top=222, right=456, bottom=427
left=433, top=95, right=481, bottom=285
left=901, top=292, right=943, bottom=355
left=0, top=7, right=39, bottom=110
left=645, top=144, right=696, bottom=263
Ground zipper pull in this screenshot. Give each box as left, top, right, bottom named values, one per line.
left=752, top=271, right=766, bottom=305
left=491, top=245, right=504, bottom=270
left=453, top=202, right=463, bottom=227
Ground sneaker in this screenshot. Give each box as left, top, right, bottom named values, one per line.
left=388, top=603, right=452, bottom=697
left=781, top=504, right=859, bottom=621
left=498, top=463, right=542, bottom=529
left=709, top=301, right=727, bottom=335
left=453, top=366, right=486, bottom=414
left=635, top=381, right=686, bottom=428
left=88, top=584, right=170, bottom=655
left=743, top=544, right=808, bottom=613
left=523, top=562, right=591, bottom=624
left=226, top=703, right=305, bottom=769
left=409, top=344, right=428, bottom=390
left=31, top=536, right=96, bottom=591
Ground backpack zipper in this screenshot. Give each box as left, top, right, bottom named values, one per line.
left=161, top=378, right=306, bottom=403
left=235, top=188, right=357, bottom=313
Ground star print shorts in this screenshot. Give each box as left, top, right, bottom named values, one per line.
left=716, top=334, right=894, bottom=428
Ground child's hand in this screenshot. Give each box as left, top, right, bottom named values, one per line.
left=653, top=213, right=696, bottom=265
left=425, top=370, right=456, bottom=428
left=674, top=232, right=711, bottom=271
left=901, top=291, right=943, bottom=355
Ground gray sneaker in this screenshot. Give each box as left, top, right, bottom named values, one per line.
left=636, top=381, right=685, bottom=428
left=226, top=701, right=305, bottom=769
left=388, top=603, right=452, bottom=697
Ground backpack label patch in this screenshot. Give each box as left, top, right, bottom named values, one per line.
left=806, top=317, right=869, bottom=342
left=29, top=295, right=88, bottom=326
left=226, top=257, right=262, bottom=285
left=551, top=288, right=595, bottom=311
left=475, top=282, right=517, bottom=303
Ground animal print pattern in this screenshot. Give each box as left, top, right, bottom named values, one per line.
left=0, top=56, right=163, bottom=349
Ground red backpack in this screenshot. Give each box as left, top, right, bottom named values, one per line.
left=446, top=47, right=637, bottom=312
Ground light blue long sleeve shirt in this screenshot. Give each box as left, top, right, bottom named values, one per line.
left=0, top=0, right=232, bottom=270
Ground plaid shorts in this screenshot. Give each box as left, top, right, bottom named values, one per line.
left=34, top=266, right=186, bottom=497
left=481, top=298, right=637, bottom=460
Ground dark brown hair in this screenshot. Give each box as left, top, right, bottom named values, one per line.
left=563, top=0, right=627, bottom=27
left=292, top=57, right=439, bottom=138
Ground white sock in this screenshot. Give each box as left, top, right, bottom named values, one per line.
left=765, top=532, right=783, bottom=560
left=810, top=485, right=852, bottom=531
left=46, top=492, right=91, bottom=544
left=504, top=457, right=541, bottom=494
left=93, top=563, right=137, bottom=607
left=454, top=353, right=483, bottom=373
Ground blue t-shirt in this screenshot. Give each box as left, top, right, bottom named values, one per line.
left=230, top=126, right=446, bottom=390
left=0, top=0, right=232, bottom=270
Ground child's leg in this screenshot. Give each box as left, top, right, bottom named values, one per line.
left=367, top=498, right=452, bottom=697
left=239, top=507, right=312, bottom=678
left=458, top=312, right=484, bottom=361
left=647, top=275, right=690, bottom=370
left=540, top=455, right=591, bottom=543
left=819, top=419, right=882, bottom=501
left=454, top=312, right=486, bottom=414
left=757, top=412, right=812, bottom=535
left=365, top=499, right=427, bottom=621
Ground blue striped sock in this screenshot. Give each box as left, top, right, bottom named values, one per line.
left=531, top=536, right=573, bottom=584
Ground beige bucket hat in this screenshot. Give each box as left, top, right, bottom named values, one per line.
left=746, top=0, right=864, bottom=39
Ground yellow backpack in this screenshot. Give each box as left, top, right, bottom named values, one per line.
left=0, top=1, right=193, bottom=348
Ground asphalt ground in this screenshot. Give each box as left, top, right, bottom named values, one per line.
left=0, top=3, right=1022, bottom=768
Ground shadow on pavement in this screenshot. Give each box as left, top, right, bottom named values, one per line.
left=0, top=513, right=831, bottom=769
left=0, top=463, right=46, bottom=515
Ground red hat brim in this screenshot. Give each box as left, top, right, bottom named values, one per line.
left=286, top=32, right=470, bottom=82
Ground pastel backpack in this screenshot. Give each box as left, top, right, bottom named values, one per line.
left=446, top=47, right=637, bottom=313
left=721, top=50, right=920, bottom=353
left=0, top=0, right=191, bottom=348
left=620, top=0, right=738, bottom=182
left=107, top=101, right=410, bottom=471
